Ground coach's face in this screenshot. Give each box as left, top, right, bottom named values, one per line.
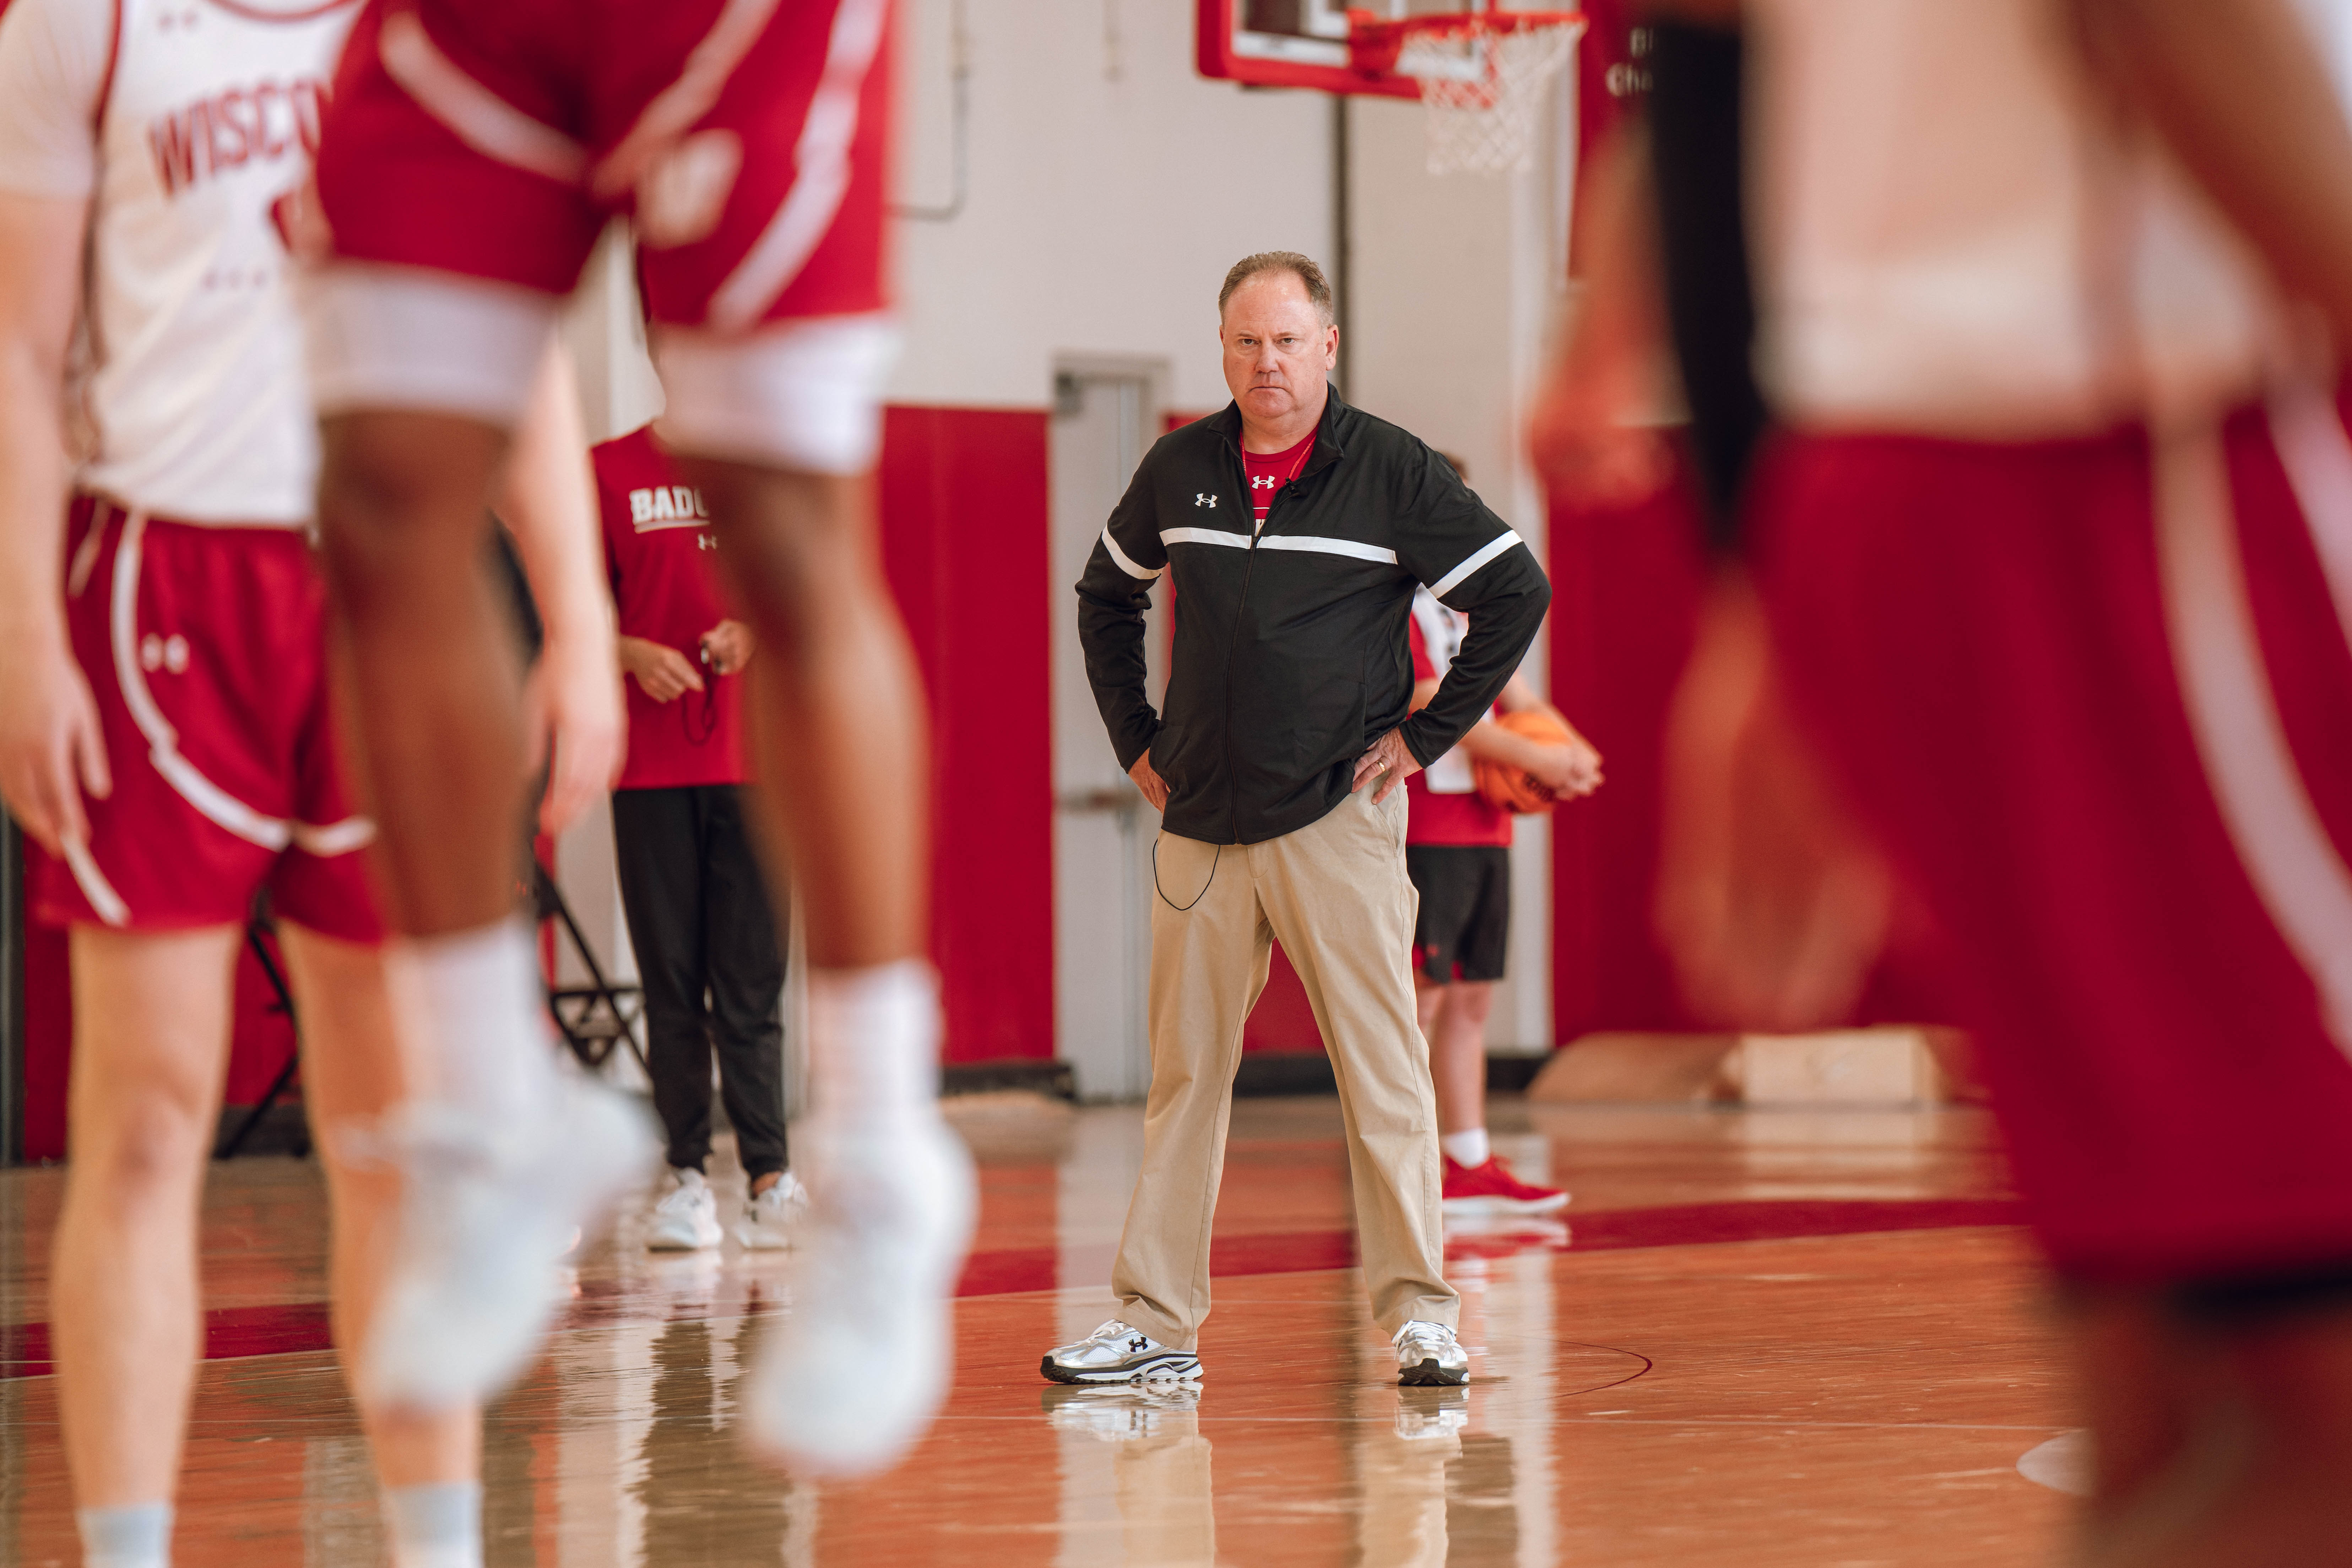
left=1221, top=272, right=1338, bottom=431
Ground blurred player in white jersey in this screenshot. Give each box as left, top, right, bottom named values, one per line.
left=0, top=2, right=624, bottom=1563
left=1547, top=0, right=2352, bottom=1556
left=292, top=0, right=974, bottom=1475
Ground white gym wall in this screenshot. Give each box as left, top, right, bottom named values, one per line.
left=552, top=0, right=1578, bottom=1083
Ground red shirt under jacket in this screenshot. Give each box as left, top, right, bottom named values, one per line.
left=1241, top=431, right=1316, bottom=532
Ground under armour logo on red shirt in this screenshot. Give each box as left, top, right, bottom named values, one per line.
left=1251, top=476, right=1277, bottom=490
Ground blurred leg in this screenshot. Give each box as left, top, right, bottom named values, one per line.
left=685, top=448, right=974, bottom=1480
left=313, top=413, right=520, bottom=940
left=275, top=923, right=481, bottom=1493
left=681, top=461, right=925, bottom=972
left=311, top=411, right=651, bottom=1420
left=2067, top=1286, right=2352, bottom=1566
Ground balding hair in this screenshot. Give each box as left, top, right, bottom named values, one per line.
left=1219, top=251, right=1334, bottom=326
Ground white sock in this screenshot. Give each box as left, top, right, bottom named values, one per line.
left=384, top=1482, right=483, bottom=1568
left=394, top=921, right=556, bottom=1121
left=1442, top=1128, right=1490, bottom=1168
left=806, top=960, right=941, bottom=1131
left=78, top=1503, right=171, bottom=1568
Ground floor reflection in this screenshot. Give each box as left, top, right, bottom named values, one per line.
left=634, top=1287, right=801, bottom=1563
left=0, top=1098, right=2071, bottom=1567
left=1047, top=1382, right=1216, bottom=1565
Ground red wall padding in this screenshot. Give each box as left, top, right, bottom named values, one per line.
left=877, top=405, right=1056, bottom=1063
left=18, top=886, right=70, bottom=1163
left=1241, top=945, right=1326, bottom=1054
left=1545, top=467, right=1957, bottom=1039
left=1547, top=473, right=1713, bottom=1039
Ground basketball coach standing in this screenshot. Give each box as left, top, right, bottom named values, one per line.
left=1045, top=253, right=1551, bottom=1389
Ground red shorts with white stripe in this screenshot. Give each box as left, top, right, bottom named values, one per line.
left=319, top=0, right=887, bottom=325
left=1751, top=391, right=2352, bottom=1284
left=33, top=499, right=384, bottom=944
left=306, top=0, right=893, bottom=471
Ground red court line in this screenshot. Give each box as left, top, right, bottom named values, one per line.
left=1, top=1302, right=337, bottom=1382
left=0, top=1197, right=2021, bottom=1379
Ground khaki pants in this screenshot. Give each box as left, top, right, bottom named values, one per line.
left=1111, top=784, right=1459, bottom=1348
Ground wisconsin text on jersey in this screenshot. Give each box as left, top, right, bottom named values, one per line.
left=148, top=80, right=330, bottom=198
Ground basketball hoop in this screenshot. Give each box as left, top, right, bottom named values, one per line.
left=1346, top=9, right=1585, bottom=177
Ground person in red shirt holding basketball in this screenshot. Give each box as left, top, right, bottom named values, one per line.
left=1406, top=568, right=1601, bottom=1216
left=595, top=426, right=801, bottom=1254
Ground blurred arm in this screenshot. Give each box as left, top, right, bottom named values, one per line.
left=0, top=189, right=109, bottom=852
left=2071, top=0, right=2352, bottom=343
left=494, top=339, right=623, bottom=834
left=1529, top=126, right=1678, bottom=510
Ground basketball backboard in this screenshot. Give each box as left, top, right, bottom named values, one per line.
left=1195, top=0, right=1422, bottom=98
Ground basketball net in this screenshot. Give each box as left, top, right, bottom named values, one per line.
left=1351, top=11, right=1585, bottom=177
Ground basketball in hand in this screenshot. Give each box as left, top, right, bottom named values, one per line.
left=1475, top=709, right=1576, bottom=814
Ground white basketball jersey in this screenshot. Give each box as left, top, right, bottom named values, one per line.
left=1749, top=0, right=2287, bottom=438
left=1411, top=588, right=1478, bottom=795
left=32, top=0, right=361, bottom=524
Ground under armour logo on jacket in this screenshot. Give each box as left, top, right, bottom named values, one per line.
left=1196, top=493, right=1219, bottom=507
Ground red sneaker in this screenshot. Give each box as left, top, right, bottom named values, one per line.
left=1441, top=1155, right=1570, bottom=1216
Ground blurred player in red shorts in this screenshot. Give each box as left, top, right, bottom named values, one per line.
left=1547, top=0, right=2352, bottom=1556
left=0, top=1, right=620, bottom=1563
left=294, top=0, right=971, bottom=1475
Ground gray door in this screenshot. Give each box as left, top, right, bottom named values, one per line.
left=1051, top=369, right=1165, bottom=1101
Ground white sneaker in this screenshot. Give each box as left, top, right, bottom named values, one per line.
left=736, top=1170, right=807, bottom=1251
left=1393, top=1321, right=1469, bottom=1388
left=647, top=1167, right=722, bottom=1252
left=740, top=1117, right=976, bottom=1476
left=1040, top=1320, right=1203, bottom=1385
left=363, top=1077, right=660, bottom=1411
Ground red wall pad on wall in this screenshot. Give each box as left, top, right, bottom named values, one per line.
left=876, top=406, right=1056, bottom=1064
left=1546, top=465, right=1713, bottom=1039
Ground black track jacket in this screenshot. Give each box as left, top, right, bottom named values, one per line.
left=1076, top=390, right=1551, bottom=846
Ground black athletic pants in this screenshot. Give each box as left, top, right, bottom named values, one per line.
left=611, top=784, right=790, bottom=1179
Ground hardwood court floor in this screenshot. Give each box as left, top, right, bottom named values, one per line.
left=0, top=1096, right=2078, bottom=1566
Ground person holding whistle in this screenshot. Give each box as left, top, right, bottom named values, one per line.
left=598, top=425, right=800, bottom=1254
